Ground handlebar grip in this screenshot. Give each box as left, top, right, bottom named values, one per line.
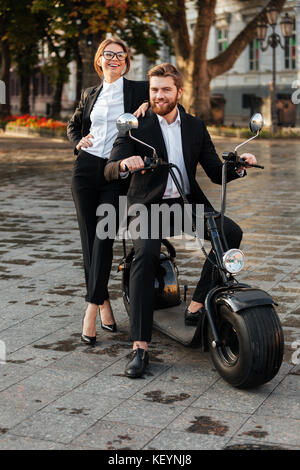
left=239, top=158, right=264, bottom=169
left=249, top=163, right=264, bottom=169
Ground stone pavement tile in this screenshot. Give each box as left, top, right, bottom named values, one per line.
left=255, top=373, right=300, bottom=419
left=105, top=399, right=186, bottom=428
left=0, top=380, right=61, bottom=428
left=46, top=346, right=129, bottom=376
left=145, top=429, right=229, bottom=450
left=234, top=415, right=300, bottom=447
left=190, top=362, right=292, bottom=414
left=0, top=434, right=67, bottom=450
left=0, top=381, right=59, bottom=411
left=75, top=358, right=169, bottom=400
left=42, top=390, right=122, bottom=420
left=69, top=420, right=160, bottom=450
left=166, top=407, right=250, bottom=442
left=0, top=316, right=19, bottom=331
left=0, top=404, right=38, bottom=429
left=255, top=391, right=300, bottom=420
left=0, top=302, right=49, bottom=321
left=6, top=345, right=72, bottom=368
left=133, top=374, right=217, bottom=407
left=18, top=366, right=93, bottom=395
left=164, top=355, right=220, bottom=380
left=30, top=327, right=87, bottom=354
left=0, top=363, right=37, bottom=392
left=11, top=410, right=96, bottom=444
left=223, top=437, right=297, bottom=450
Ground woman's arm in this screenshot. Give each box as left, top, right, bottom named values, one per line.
left=67, top=89, right=88, bottom=154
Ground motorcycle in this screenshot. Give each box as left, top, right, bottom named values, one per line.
left=116, top=112, right=284, bottom=389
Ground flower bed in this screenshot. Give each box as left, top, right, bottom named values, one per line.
left=1, top=114, right=68, bottom=138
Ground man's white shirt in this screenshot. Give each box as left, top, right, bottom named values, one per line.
left=157, top=109, right=191, bottom=198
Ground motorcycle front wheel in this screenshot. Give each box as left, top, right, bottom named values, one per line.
left=208, top=304, right=284, bottom=389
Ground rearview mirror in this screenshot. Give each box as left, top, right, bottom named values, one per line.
left=249, top=113, right=263, bottom=133
left=116, top=113, right=139, bottom=133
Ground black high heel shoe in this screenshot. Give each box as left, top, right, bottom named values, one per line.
left=81, top=317, right=96, bottom=345
left=98, top=308, right=117, bottom=332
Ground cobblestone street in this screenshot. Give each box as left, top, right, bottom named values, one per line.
left=0, top=132, right=299, bottom=450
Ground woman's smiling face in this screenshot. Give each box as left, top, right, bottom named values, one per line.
left=98, top=43, right=127, bottom=82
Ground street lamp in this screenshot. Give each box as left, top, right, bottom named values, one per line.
left=256, top=9, right=293, bottom=133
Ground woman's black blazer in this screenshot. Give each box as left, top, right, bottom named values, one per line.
left=67, top=77, right=149, bottom=155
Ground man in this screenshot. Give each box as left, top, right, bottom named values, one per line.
left=104, top=63, right=257, bottom=378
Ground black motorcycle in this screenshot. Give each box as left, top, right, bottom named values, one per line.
left=116, top=112, right=284, bottom=389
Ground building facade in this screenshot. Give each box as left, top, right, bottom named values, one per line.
left=127, top=0, right=300, bottom=126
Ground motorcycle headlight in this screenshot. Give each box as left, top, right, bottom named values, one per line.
left=223, top=249, right=245, bottom=274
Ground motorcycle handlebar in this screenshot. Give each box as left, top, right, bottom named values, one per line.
left=121, top=157, right=163, bottom=176
left=238, top=158, right=264, bottom=169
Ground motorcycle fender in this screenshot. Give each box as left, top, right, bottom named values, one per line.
left=214, top=287, right=275, bottom=313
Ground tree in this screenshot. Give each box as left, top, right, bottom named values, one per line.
left=153, top=0, right=287, bottom=120
left=32, top=0, right=162, bottom=117
left=0, top=0, right=45, bottom=115
left=0, top=9, right=11, bottom=116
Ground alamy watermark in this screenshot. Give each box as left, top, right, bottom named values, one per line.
left=291, top=340, right=300, bottom=365
left=291, top=80, right=300, bottom=105
left=95, top=196, right=204, bottom=241
left=0, top=340, right=6, bottom=364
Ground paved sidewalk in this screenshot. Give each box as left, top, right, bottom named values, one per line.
left=0, top=133, right=299, bottom=450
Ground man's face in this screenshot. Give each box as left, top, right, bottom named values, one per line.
left=150, top=76, right=183, bottom=116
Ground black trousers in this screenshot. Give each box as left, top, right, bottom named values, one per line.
left=129, top=199, right=243, bottom=342
left=71, top=150, right=120, bottom=305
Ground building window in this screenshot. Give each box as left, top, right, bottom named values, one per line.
left=284, top=18, right=296, bottom=70
left=249, top=39, right=259, bottom=71
left=217, top=29, right=228, bottom=53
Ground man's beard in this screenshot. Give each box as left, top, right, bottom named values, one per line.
left=150, top=95, right=178, bottom=116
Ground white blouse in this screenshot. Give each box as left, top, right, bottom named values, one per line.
left=85, top=76, right=124, bottom=159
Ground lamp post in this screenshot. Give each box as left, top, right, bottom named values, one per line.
left=256, top=8, right=293, bottom=133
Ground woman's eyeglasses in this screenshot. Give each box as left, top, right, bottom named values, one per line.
left=102, top=51, right=127, bottom=61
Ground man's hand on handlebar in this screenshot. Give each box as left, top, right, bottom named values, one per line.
left=239, top=153, right=257, bottom=168
left=120, top=156, right=146, bottom=174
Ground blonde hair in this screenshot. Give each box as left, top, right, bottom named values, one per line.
left=94, top=37, right=130, bottom=78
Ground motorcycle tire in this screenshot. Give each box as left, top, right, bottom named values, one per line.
left=208, top=304, right=284, bottom=389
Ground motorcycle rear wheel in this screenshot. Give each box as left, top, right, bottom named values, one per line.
left=208, top=304, right=284, bottom=389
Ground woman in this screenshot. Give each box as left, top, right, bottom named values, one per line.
left=67, top=37, right=149, bottom=345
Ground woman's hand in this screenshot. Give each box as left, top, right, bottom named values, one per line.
left=76, top=134, right=94, bottom=151
left=133, top=102, right=149, bottom=118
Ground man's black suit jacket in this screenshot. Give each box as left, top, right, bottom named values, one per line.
left=67, top=78, right=149, bottom=155
left=104, top=107, right=243, bottom=209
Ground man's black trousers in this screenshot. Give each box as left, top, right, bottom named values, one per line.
left=129, top=198, right=243, bottom=342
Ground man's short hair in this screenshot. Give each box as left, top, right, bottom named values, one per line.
left=148, top=63, right=183, bottom=90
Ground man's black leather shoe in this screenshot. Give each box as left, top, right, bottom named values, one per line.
left=184, top=306, right=205, bottom=326
left=125, top=348, right=149, bottom=378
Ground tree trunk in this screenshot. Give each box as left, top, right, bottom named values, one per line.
left=51, top=80, right=64, bottom=119
left=75, top=46, right=83, bottom=106
left=19, top=73, right=31, bottom=115
left=51, top=47, right=72, bottom=119
left=160, top=0, right=287, bottom=120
